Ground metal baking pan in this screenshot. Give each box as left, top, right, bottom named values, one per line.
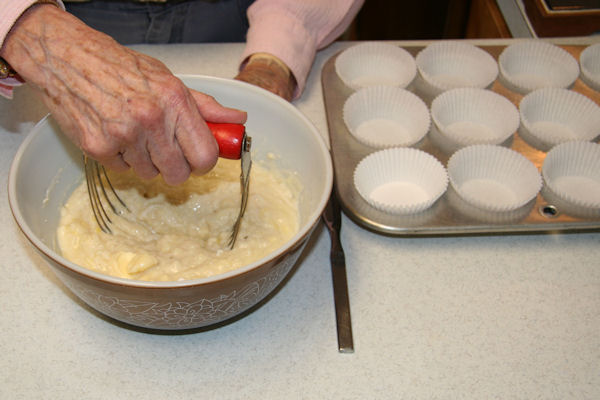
left=321, top=41, right=600, bottom=235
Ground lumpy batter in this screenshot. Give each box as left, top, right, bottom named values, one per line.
left=57, top=158, right=301, bottom=281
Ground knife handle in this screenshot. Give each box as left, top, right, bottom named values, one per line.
left=207, top=122, right=246, bottom=160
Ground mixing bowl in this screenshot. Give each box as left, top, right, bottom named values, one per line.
left=8, top=75, right=333, bottom=330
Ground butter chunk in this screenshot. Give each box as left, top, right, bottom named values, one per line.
left=117, top=251, right=158, bottom=274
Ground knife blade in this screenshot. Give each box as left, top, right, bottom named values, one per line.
left=322, top=189, right=354, bottom=353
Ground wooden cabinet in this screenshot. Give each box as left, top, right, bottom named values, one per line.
left=466, top=0, right=512, bottom=38
left=523, top=0, right=600, bottom=37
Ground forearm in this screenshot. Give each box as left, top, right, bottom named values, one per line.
left=0, top=0, right=63, bottom=97
left=1, top=4, right=84, bottom=92
left=1, top=4, right=158, bottom=106
left=241, top=0, right=364, bottom=99
left=1, top=0, right=63, bottom=49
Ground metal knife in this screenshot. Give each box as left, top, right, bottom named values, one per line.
left=322, top=188, right=354, bottom=353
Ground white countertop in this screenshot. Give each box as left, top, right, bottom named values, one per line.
left=1, top=40, right=599, bottom=399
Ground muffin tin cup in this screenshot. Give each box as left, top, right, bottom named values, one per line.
left=580, top=43, right=600, bottom=92
left=430, top=88, right=520, bottom=153
left=447, top=145, right=542, bottom=213
left=518, top=88, right=600, bottom=152
left=498, top=40, right=579, bottom=94
left=446, top=184, right=535, bottom=223
left=343, top=86, right=430, bottom=148
left=353, top=148, right=448, bottom=215
left=414, top=41, right=498, bottom=102
left=542, top=141, right=600, bottom=215
left=335, top=42, right=417, bottom=90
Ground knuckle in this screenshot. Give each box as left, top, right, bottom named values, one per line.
left=127, top=97, right=163, bottom=127
left=104, top=122, right=137, bottom=147
left=161, top=77, right=192, bottom=107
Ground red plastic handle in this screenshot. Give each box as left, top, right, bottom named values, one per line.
left=206, top=122, right=246, bottom=160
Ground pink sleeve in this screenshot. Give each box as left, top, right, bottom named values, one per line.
left=241, top=0, right=364, bottom=99
left=0, top=0, right=64, bottom=98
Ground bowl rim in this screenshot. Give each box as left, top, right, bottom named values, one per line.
left=8, top=75, right=333, bottom=289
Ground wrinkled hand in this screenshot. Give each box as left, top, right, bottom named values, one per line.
left=1, top=4, right=246, bottom=185
left=235, top=54, right=296, bottom=102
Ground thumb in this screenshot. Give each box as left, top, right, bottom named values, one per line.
left=189, top=90, right=247, bottom=124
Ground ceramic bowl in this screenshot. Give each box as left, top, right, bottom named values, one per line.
left=8, top=75, right=333, bottom=330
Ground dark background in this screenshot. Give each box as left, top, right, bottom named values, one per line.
left=348, top=0, right=600, bottom=39
left=350, top=0, right=475, bottom=40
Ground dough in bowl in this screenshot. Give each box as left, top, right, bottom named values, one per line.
left=57, top=158, right=301, bottom=281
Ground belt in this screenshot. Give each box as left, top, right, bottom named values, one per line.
left=63, top=0, right=217, bottom=3
left=64, top=0, right=168, bottom=2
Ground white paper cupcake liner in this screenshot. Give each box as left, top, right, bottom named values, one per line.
left=335, top=42, right=417, bottom=90
left=446, top=184, right=534, bottom=223
left=353, top=148, right=448, bottom=215
left=430, top=88, right=519, bottom=152
left=498, top=40, right=579, bottom=94
left=447, top=145, right=542, bottom=212
left=542, top=141, right=600, bottom=213
left=343, top=86, right=430, bottom=148
left=580, top=43, right=600, bottom=92
left=518, top=88, right=600, bottom=152
left=414, top=41, right=498, bottom=101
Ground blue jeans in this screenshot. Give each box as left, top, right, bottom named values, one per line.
left=65, top=0, right=255, bottom=44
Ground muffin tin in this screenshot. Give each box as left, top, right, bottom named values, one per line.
left=322, top=41, right=600, bottom=235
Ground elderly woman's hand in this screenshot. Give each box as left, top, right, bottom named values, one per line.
left=1, top=4, right=246, bottom=185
